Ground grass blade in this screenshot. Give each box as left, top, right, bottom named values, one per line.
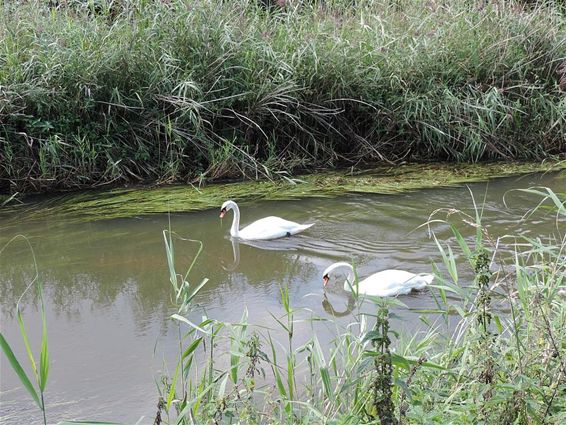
left=0, top=333, right=41, bottom=408
left=182, top=337, right=203, bottom=361
left=167, top=360, right=181, bottom=410
left=39, top=281, right=49, bottom=392
left=16, top=308, right=38, bottom=382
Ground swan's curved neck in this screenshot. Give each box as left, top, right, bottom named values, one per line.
left=229, top=202, right=240, bottom=237
left=336, top=263, right=355, bottom=292
left=323, top=262, right=355, bottom=292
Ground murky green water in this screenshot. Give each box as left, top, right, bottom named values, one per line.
left=1, top=171, right=564, bottom=424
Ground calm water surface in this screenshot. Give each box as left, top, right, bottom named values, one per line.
left=1, top=172, right=563, bottom=424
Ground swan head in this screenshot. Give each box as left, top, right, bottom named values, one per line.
left=322, top=261, right=354, bottom=288
left=220, top=200, right=236, bottom=218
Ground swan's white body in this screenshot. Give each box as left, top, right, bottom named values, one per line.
left=322, top=261, right=434, bottom=297
left=220, top=200, right=314, bottom=241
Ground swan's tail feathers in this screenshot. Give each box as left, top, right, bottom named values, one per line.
left=292, top=223, right=315, bottom=235
left=422, top=273, right=435, bottom=286
left=411, top=273, right=434, bottom=291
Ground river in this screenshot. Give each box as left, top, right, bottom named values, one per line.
left=0, top=170, right=563, bottom=424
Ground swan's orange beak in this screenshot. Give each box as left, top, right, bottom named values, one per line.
left=323, top=274, right=329, bottom=287
left=219, top=208, right=226, bottom=219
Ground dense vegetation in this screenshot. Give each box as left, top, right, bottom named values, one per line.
left=1, top=0, right=565, bottom=194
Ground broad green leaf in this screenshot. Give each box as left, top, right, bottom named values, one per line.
left=267, top=333, right=287, bottom=398
left=493, top=314, right=503, bottom=334
left=320, top=366, right=332, bottom=400
left=171, top=314, right=210, bottom=334
left=162, top=231, right=178, bottom=292
left=230, top=344, right=239, bottom=384
left=450, top=224, right=472, bottom=261
left=274, top=367, right=287, bottom=398
left=181, top=337, right=203, bottom=360
left=217, top=372, right=229, bottom=398
left=16, top=308, right=38, bottom=381
left=287, top=354, right=295, bottom=400
left=186, top=278, right=209, bottom=304
left=167, top=360, right=180, bottom=410
left=269, top=312, right=289, bottom=333
left=0, top=333, right=41, bottom=408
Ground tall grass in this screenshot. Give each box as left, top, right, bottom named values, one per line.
left=1, top=0, right=564, bottom=193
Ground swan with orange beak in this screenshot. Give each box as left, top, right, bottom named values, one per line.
left=220, top=200, right=314, bottom=241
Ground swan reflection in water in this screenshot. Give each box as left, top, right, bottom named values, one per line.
left=221, top=236, right=302, bottom=272
left=221, top=237, right=355, bottom=318
left=322, top=293, right=356, bottom=317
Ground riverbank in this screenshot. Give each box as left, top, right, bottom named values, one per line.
left=1, top=0, right=565, bottom=194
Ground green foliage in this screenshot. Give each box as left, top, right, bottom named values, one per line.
left=1, top=0, right=564, bottom=193
left=366, top=303, right=398, bottom=424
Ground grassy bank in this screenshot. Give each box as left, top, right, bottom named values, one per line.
left=1, top=0, right=565, bottom=194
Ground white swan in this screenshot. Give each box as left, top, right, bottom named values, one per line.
left=322, top=261, right=434, bottom=297
left=219, top=200, right=314, bottom=241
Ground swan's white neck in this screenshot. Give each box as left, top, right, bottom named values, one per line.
left=228, top=202, right=240, bottom=237
left=323, top=262, right=356, bottom=292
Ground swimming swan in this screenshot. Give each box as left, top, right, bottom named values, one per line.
left=219, top=200, right=314, bottom=240
left=322, top=261, right=434, bottom=297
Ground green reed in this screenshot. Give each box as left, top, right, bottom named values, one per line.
left=0, top=236, right=130, bottom=425
left=0, top=236, right=49, bottom=425
left=1, top=0, right=564, bottom=193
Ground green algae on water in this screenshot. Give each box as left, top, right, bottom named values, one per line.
left=4, top=162, right=565, bottom=224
